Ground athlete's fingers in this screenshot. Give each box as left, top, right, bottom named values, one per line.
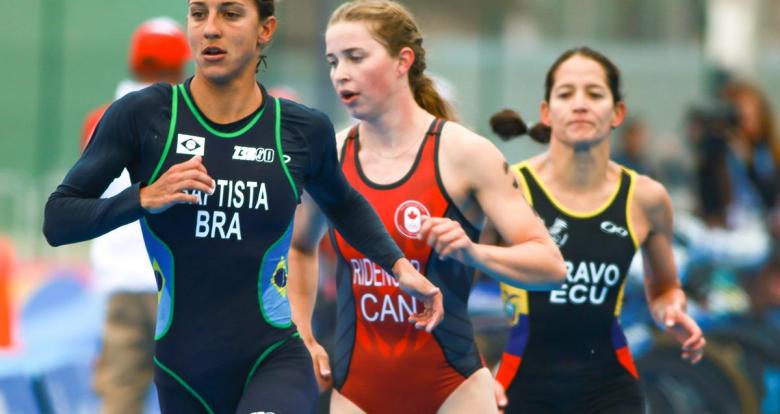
left=315, top=353, right=333, bottom=389
left=172, top=179, right=213, bottom=196
left=172, top=192, right=202, bottom=204
left=432, top=228, right=464, bottom=255
left=494, top=379, right=508, bottom=410
left=437, top=235, right=471, bottom=259
left=673, top=312, right=703, bottom=348
left=419, top=216, right=434, bottom=239
left=317, top=355, right=332, bottom=379
left=663, top=305, right=679, bottom=328
left=681, top=346, right=704, bottom=364
left=170, top=169, right=215, bottom=190
left=424, top=218, right=455, bottom=246
left=425, top=289, right=444, bottom=332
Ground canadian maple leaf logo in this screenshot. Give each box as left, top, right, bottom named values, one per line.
left=407, top=210, right=418, bottom=220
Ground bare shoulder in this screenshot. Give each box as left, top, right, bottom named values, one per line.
left=439, top=121, right=505, bottom=167
left=633, top=173, right=670, bottom=208
left=631, top=172, right=673, bottom=227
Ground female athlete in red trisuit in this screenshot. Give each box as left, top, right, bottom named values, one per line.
left=288, top=1, right=566, bottom=413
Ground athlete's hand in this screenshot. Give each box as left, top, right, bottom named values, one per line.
left=393, top=259, right=444, bottom=332
left=657, top=305, right=706, bottom=364
left=420, top=217, right=479, bottom=265
left=493, top=379, right=508, bottom=413
left=140, top=155, right=215, bottom=214
left=303, top=337, right=333, bottom=392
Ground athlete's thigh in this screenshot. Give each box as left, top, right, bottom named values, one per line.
left=587, top=374, right=645, bottom=414
left=438, top=367, right=497, bottom=414
left=235, top=338, right=318, bottom=414
left=155, top=380, right=210, bottom=414
left=329, top=389, right=366, bottom=414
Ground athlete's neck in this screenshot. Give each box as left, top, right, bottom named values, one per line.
left=545, top=134, right=612, bottom=191
left=190, top=73, right=262, bottom=124
left=359, top=97, right=434, bottom=155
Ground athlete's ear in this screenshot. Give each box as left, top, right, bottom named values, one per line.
left=611, top=101, right=627, bottom=129
left=540, top=101, right=552, bottom=127
left=396, top=46, right=415, bottom=79
left=258, top=16, right=277, bottom=49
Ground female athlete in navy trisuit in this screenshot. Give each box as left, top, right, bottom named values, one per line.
left=43, top=1, right=443, bottom=413
left=490, top=47, right=707, bottom=413
left=287, top=2, right=566, bottom=413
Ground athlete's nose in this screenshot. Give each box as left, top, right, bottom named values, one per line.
left=572, top=91, right=588, bottom=113
left=331, top=61, right=350, bottom=84
left=203, top=12, right=222, bottom=39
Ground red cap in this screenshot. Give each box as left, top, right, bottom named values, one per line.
left=129, top=17, right=191, bottom=75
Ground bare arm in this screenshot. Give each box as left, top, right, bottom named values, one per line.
left=422, top=128, right=565, bottom=290
left=636, top=176, right=706, bottom=363
left=288, top=193, right=328, bottom=346
left=288, top=192, right=332, bottom=389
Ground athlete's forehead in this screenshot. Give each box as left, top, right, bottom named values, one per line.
left=189, top=0, right=252, bottom=8
left=325, top=21, right=383, bottom=55
left=551, top=56, right=609, bottom=91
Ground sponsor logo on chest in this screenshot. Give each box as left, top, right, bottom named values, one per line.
left=600, top=220, right=628, bottom=237
left=547, top=217, right=569, bottom=247
left=394, top=200, right=430, bottom=239
left=233, top=145, right=277, bottom=163
left=176, top=134, right=205, bottom=156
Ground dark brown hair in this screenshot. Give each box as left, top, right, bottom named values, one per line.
left=252, top=0, right=274, bottom=72
left=329, top=0, right=456, bottom=121
left=254, top=0, right=274, bottom=19
left=490, top=46, right=622, bottom=144
left=722, top=80, right=780, bottom=165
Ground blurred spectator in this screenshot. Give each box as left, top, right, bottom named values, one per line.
left=613, top=116, right=656, bottom=177
left=721, top=80, right=780, bottom=212
left=83, top=17, right=190, bottom=414
left=746, top=248, right=780, bottom=319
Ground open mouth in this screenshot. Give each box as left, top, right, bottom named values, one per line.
left=202, top=46, right=226, bottom=58
left=340, top=90, right=359, bottom=103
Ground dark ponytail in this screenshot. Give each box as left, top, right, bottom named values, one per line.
left=489, top=109, right=551, bottom=144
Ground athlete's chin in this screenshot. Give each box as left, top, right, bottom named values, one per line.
left=197, top=65, right=244, bottom=86
left=345, top=106, right=371, bottom=122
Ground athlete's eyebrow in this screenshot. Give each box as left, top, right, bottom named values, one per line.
left=326, top=48, right=364, bottom=59
left=188, top=1, right=245, bottom=9
left=218, top=2, right=246, bottom=9
left=553, top=83, right=607, bottom=92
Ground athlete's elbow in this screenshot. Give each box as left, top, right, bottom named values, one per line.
left=42, top=200, right=72, bottom=247
left=549, top=259, right=567, bottom=284
left=42, top=214, right=67, bottom=247
left=42, top=221, right=64, bottom=247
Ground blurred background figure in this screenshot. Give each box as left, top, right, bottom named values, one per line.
left=721, top=80, right=780, bottom=213
left=82, top=16, right=190, bottom=414
left=81, top=17, right=191, bottom=148
left=613, top=116, right=656, bottom=177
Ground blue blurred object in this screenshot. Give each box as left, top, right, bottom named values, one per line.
left=144, top=383, right=161, bottom=414
left=763, top=367, right=780, bottom=414
left=0, top=375, right=42, bottom=414
left=0, top=273, right=104, bottom=377
left=37, top=364, right=99, bottom=414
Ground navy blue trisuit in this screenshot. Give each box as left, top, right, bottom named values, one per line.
left=44, top=79, right=403, bottom=414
